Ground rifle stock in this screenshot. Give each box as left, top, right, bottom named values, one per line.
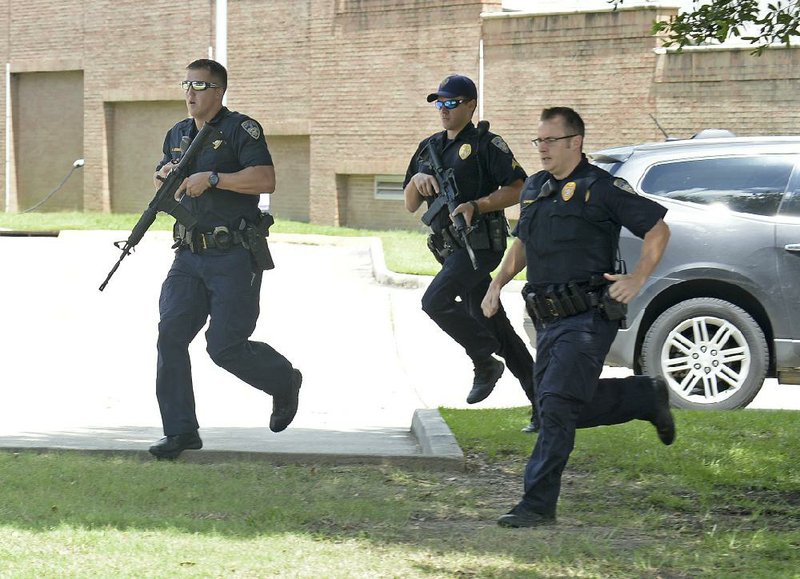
left=418, top=141, right=478, bottom=270
left=98, top=122, right=219, bottom=291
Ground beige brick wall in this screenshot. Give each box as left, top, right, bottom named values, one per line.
left=269, top=135, right=311, bottom=222
left=12, top=71, right=84, bottom=211
left=1, top=2, right=800, bottom=227
left=108, top=101, right=188, bottom=213
left=481, top=7, right=671, bottom=174
left=341, top=174, right=426, bottom=230
left=652, top=47, right=800, bottom=139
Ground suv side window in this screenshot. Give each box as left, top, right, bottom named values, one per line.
left=640, top=156, right=794, bottom=216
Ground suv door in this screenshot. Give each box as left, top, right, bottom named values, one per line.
left=775, top=179, right=800, bottom=383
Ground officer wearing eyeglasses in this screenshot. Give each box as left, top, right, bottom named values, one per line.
left=403, top=74, right=538, bottom=431
left=148, top=58, right=302, bottom=459
left=482, top=107, right=675, bottom=528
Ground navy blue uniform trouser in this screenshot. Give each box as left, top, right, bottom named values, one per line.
left=521, top=310, right=659, bottom=516
left=421, top=247, right=535, bottom=403
left=156, top=246, right=293, bottom=436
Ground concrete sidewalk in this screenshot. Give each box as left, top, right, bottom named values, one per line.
left=0, top=231, right=532, bottom=470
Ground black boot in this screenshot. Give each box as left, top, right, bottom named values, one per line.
left=270, top=368, right=303, bottom=433
left=149, top=431, right=203, bottom=459
left=466, top=357, right=504, bottom=404
left=651, top=376, right=676, bottom=445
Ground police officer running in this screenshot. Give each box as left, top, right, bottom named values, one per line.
left=148, top=59, right=302, bottom=459
left=403, top=74, right=538, bottom=430
left=482, top=107, right=675, bottom=527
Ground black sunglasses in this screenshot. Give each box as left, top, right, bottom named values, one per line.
left=181, top=80, right=223, bottom=92
left=434, top=98, right=469, bottom=110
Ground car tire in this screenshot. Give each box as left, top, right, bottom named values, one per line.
left=641, top=298, right=768, bottom=410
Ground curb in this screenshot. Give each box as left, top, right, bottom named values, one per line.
left=0, top=409, right=465, bottom=472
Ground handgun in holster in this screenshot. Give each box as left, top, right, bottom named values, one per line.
left=245, top=211, right=275, bottom=271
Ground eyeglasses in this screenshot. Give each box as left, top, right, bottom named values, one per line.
left=434, top=99, right=469, bottom=110
left=531, top=134, right=579, bottom=147
left=181, top=80, right=223, bottom=92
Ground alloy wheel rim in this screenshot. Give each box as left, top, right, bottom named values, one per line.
left=660, top=315, right=750, bottom=404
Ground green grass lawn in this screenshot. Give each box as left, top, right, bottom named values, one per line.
left=1, top=408, right=798, bottom=577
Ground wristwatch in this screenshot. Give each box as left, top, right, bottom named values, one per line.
left=208, top=171, right=220, bottom=188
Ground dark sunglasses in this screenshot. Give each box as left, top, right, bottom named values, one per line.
left=181, top=80, right=223, bottom=91
left=434, top=98, right=469, bottom=110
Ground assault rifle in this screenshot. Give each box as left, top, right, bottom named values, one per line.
left=98, top=122, right=221, bottom=291
left=419, top=123, right=488, bottom=271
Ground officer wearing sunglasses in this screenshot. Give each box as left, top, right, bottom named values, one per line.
left=403, top=74, right=538, bottom=432
left=148, top=59, right=302, bottom=460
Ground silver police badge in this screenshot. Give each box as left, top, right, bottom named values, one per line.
left=491, top=136, right=510, bottom=154
left=613, top=178, right=637, bottom=194
left=241, top=120, right=261, bottom=140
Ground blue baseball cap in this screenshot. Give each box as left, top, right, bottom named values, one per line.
left=426, top=75, right=478, bottom=102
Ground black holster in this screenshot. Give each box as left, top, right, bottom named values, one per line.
left=244, top=211, right=275, bottom=271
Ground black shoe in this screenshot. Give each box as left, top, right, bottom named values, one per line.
left=466, top=357, right=504, bottom=404
left=651, top=376, right=676, bottom=446
left=270, top=368, right=302, bottom=433
left=148, top=431, right=203, bottom=459
left=497, top=504, right=556, bottom=528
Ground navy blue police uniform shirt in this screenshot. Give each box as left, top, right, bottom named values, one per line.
left=156, top=106, right=272, bottom=232
left=403, top=122, right=527, bottom=232
left=514, top=156, right=667, bottom=286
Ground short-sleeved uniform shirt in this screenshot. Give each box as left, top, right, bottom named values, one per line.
left=403, top=122, right=527, bottom=232
left=156, top=106, right=272, bottom=232
left=514, top=156, right=667, bottom=286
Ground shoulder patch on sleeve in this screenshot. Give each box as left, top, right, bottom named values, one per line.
left=241, top=119, right=262, bottom=140
left=613, top=177, right=637, bottom=195
left=491, top=136, right=510, bottom=154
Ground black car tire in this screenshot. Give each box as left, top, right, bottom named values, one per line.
left=641, top=298, right=768, bottom=410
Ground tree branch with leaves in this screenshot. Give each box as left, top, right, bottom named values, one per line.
left=612, top=0, right=800, bottom=55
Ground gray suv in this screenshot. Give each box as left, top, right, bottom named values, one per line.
left=528, top=134, right=800, bottom=410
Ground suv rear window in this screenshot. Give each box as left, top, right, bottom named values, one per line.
left=640, top=156, right=795, bottom=216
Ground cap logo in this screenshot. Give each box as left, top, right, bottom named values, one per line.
left=561, top=182, right=576, bottom=202
left=459, top=144, right=472, bottom=160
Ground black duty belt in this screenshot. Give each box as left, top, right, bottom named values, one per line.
left=523, top=278, right=627, bottom=325
left=523, top=281, right=598, bottom=323
left=173, top=224, right=246, bottom=253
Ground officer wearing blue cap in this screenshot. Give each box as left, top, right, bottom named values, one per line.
left=482, top=106, right=675, bottom=528
left=148, top=59, right=302, bottom=460
left=403, top=74, right=538, bottom=430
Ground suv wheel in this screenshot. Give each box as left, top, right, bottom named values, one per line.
left=641, top=298, right=768, bottom=410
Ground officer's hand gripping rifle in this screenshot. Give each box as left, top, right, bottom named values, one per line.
left=98, top=122, right=220, bottom=291
left=418, top=141, right=478, bottom=270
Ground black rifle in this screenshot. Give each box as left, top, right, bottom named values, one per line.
left=99, top=122, right=221, bottom=291
left=418, top=133, right=480, bottom=270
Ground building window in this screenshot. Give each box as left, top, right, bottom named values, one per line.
left=374, top=175, right=405, bottom=201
